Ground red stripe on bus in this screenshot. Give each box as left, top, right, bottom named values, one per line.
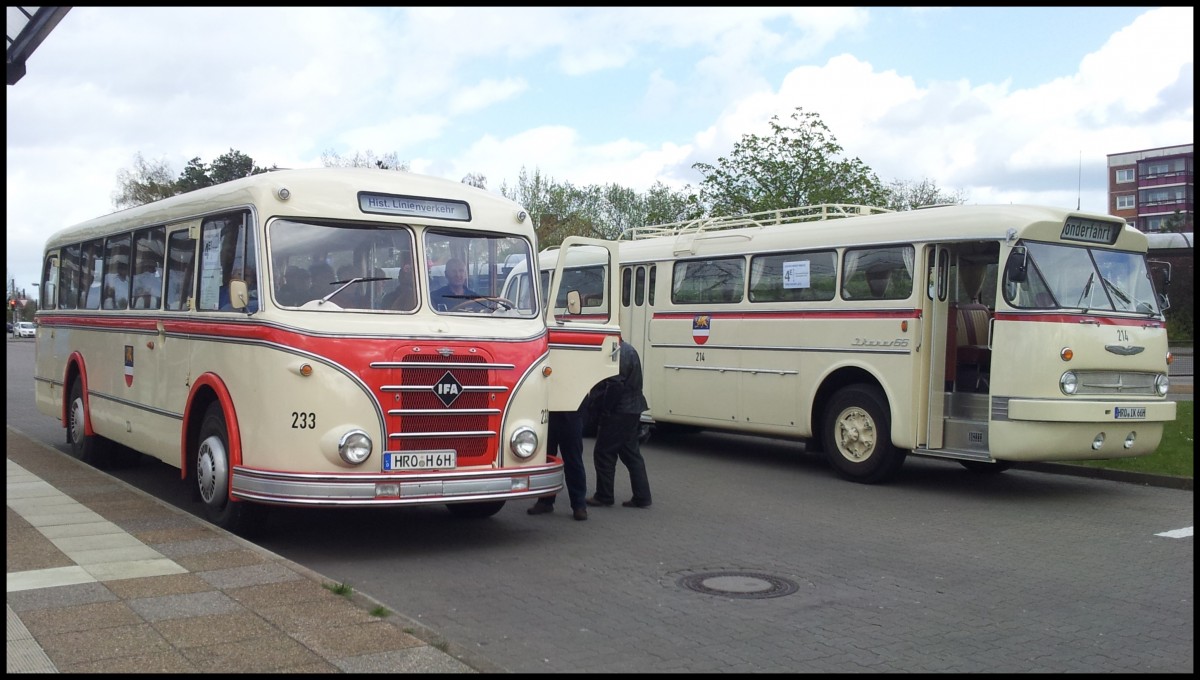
left=38, top=313, right=551, bottom=377
left=652, top=309, right=921, bottom=321
left=993, top=312, right=1164, bottom=327
left=547, top=328, right=614, bottom=347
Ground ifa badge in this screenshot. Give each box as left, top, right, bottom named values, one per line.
left=692, top=315, right=710, bottom=345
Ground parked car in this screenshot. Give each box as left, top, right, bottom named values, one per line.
left=5, top=321, right=11, bottom=334
left=15, top=321, right=36, bottom=338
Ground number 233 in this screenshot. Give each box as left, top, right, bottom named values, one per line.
left=291, top=412, right=316, bottom=429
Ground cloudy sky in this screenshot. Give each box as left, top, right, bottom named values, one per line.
left=5, top=6, right=1194, bottom=294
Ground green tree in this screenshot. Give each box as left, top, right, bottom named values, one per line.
left=883, top=178, right=967, bottom=211
left=692, top=107, right=889, bottom=216
left=500, top=168, right=701, bottom=245
left=643, top=181, right=704, bottom=226
left=175, top=157, right=213, bottom=193
left=113, top=149, right=275, bottom=208
left=111, top=153, right=177, bottom=209
left=208, top=148, right=270, bottom=183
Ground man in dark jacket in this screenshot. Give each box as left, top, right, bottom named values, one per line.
left=587, top=339, right=652, bottom=508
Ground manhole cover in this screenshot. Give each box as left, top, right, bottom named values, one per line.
left=678, top=571, right=799, bottom=599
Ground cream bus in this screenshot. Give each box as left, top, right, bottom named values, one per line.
left=507, top=204, right=1177, bottom=484
left=33, top=167, right=621, bottom=532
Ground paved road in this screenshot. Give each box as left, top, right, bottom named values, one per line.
left=7, top=338, right=1193, bottom=672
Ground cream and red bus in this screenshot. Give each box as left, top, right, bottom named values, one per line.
left=508, top=204, right=1177, bottom=483
left=33, top=167, right=620, bottom=532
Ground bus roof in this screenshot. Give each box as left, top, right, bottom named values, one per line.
left=609, top=204, right=1147, bottom=263
left=43, top=167, right=530, bottom=251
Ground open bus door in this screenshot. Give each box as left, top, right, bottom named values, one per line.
left=922, top=245, right=952, bottom=450
left=544, top=237, right=622, bottom=411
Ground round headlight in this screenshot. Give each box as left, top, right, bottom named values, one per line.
left=510, top=426, right=538, bottom=459
left=1059, top=371, right=1078, bottom=395
left=338, top=430, right=373, bottom=465
left=1155, top=374, right=1169, bottom=396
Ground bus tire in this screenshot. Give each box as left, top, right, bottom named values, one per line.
left=195, top=402, right=265, bottom=534
left=445, top=501, right=505, bottom=518
left=68, top=379, right=112, bottom=468
left=959, top=460, right=1013, bottom=475
left=822, top=384, right=906, bottom=484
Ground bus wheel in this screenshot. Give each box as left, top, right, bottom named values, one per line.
left=196, top=402, right=265, bottom=534
left=822, top=385, right=906, bottom=484
left=959, top=460, right=1014, bottom=475
left=68, top=380, right=112, bottom=468
left=446, top=501, right=505, bottom=518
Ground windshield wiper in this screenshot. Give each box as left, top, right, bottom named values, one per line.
left=1099, top=274, right=1132, bottom=306
left=320, top=276, right=391, bottom=304
left=1076, top=272, right=1094, bottom=307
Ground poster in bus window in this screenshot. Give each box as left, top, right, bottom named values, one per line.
left=199, top=232, right=222, bottom=309
left=783, top=260, right=810, bottom=289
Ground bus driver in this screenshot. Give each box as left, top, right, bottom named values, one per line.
left=431, top=258, right=479, bottom=311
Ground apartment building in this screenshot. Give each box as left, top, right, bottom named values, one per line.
left=1107, top=143, right=1194, bottom=233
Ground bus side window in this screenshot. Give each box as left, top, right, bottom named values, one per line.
left=59, top=243, right=82, bottom=310
left=42, top=255, right=59, bottom=310
left=672, top=258, right=743, bottom=304
left=102, top=233, right=132, bottom=310
left=841, top=246, right=913, bottom=301
left=165, top=229, right=197, bottom=311
left=80, top=239, right=105, bottom=310
left=198, top=213, right=255, bottom=312
left=132, top=227, right=165, bottom=310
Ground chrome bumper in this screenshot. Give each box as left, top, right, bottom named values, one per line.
left=231, top=460, right=564, bottom=507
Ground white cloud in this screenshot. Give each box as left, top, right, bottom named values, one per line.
left=5, top=7, right=1192, bottom=292
left=449, top=78, right=529, bottom=116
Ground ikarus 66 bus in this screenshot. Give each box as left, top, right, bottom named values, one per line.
left=34, top=167, right=621, bottom=532
left=507, top=204, right=1177, bottom=484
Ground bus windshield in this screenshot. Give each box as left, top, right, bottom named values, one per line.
left=1004, top=241, right=1161, bottom=315
left=269, top=219, right=534, bottom=315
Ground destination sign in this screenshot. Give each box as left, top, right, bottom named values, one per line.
left=359, top=192, right=471, bottom=221
left=1060, top=216, right=1119, bottom=245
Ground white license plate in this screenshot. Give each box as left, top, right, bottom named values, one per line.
left=1113, top=406, right=1147, bottom=420
left=383, top=450, right=457, bottom=471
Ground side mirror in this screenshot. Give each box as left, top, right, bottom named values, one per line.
left=1004, top=246, right=1028, bottom=284
left=229, top=279, right=248, bottom=311
left=1148, top=260, right=1172, bottom=312
left=566, top=290, right=582, bottom=315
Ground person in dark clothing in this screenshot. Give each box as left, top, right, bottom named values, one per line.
left=587, top=339, right=652, bottom=509
left=526, top=394, right=590, bottom=521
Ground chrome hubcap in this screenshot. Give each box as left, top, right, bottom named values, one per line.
left=196, top=435, right=228, bottom=505
left=69, top=397, right=85, bottom=444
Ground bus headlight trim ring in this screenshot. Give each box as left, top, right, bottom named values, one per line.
left=510, top=426, right=538, bottom=459
left=1059, top=371, right=1078, bottom=395
left=338, top=429, right=373, bottom=465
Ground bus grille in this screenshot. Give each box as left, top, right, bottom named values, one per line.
left=1072, top=371, right=1160, bottom=396
left=389, top=353, right=498, bottom=464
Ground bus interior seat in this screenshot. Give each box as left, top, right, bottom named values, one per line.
left=950, top=300, right=992, bottom=391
